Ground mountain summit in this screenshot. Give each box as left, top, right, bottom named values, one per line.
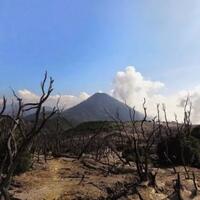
left=63, top=93, right=143, bottom=124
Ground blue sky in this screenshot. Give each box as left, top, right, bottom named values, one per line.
left=0, top=0, right=200, bottom=97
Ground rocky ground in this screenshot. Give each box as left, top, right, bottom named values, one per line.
left=10, top=157, right=200, bottom=200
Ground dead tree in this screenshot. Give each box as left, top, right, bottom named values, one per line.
left=191, top=171, right=198, bottom=197
left=0, top=72, right=57, bottom=200
left=161, top=100, right=193, bottom=175
left=105, top=99, right=160, bottom=183
left=173, top=172, right=184, bottom=200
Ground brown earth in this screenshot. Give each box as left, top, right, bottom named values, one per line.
left=11, top=157, right=129, bottom=200
left=10, top=157, right=200, bottom=200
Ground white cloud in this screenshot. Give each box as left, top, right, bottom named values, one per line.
left=178, top=86, right=200, bottom=123
left=18, top=90, right=90, bottom=110
left=18, top=89, right=39, bottom=102
left=111, top=66, right=199, bottom=123
left=111, top=66, right=165, bottom=113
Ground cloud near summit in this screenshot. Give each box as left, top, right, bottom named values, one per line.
left=111, top=66, right=164, bottom=106
left=111, top=66, right=200, bottom=123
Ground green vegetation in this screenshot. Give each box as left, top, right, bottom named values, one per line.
left=14, top=151, right=32, bottom=174
left=191, top=126, right=200, bottom=139
left=65, top=121, right=117, bottom=135
left=157, top=135, right=200, bottom=168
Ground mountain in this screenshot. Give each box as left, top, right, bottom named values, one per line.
left=62, top=93, right=143, bottom=125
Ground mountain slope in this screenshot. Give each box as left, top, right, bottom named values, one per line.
left=62, top=93, right=143, bottom=124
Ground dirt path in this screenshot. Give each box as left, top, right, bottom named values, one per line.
left=12, top=157, right=110, bottom=200
left=12, top=157, right=128, bottom=200
left=13, top=158, right=72, bottom=200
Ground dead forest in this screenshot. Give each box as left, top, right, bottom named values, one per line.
left=1, top=74, right=200, bottom=200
